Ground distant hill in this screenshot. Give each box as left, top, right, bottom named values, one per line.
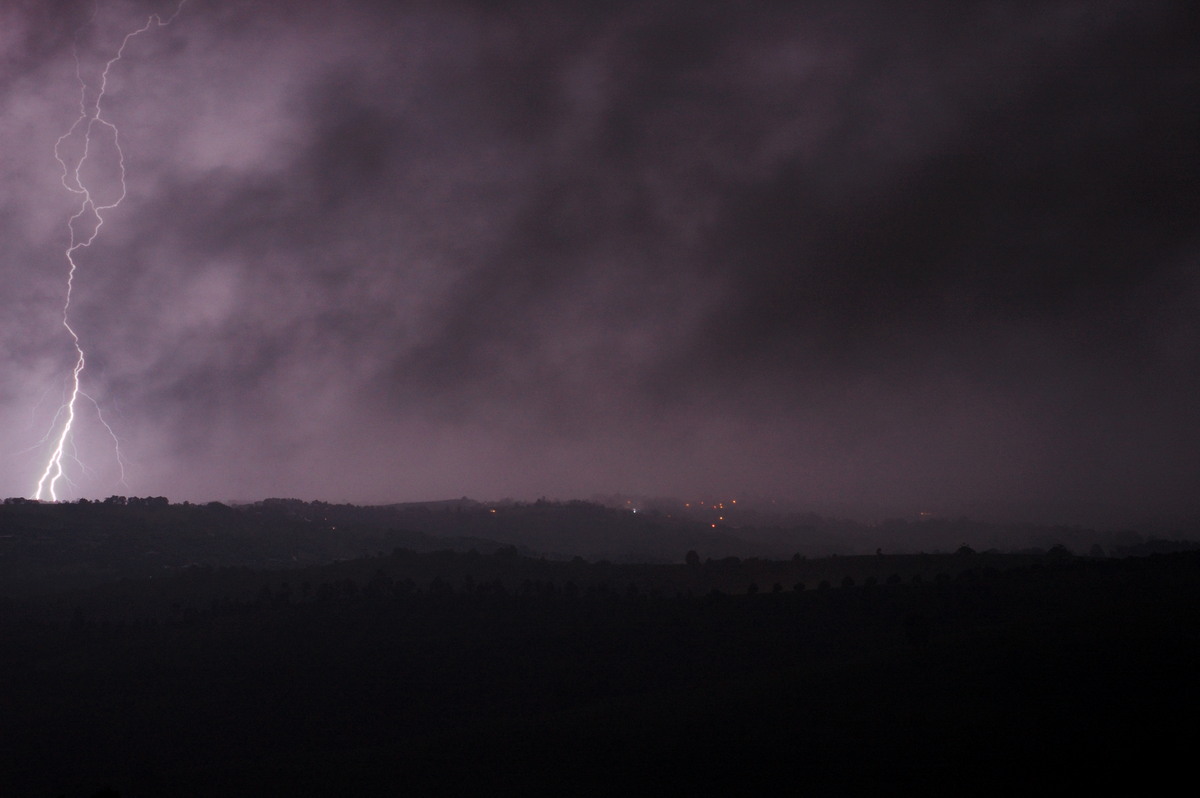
left=2, top=495, right=1197, bottom=596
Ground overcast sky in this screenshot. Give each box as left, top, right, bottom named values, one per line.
left=1, top=0, right=1197, bottom=526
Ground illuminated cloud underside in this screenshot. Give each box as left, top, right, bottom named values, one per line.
left=0, top=0, right=1196, bottom=528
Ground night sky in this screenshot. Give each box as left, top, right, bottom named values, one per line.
left=2, top=0, right=1197, bottom=527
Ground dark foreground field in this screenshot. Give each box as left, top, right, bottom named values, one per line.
left=3, top=540, right=1198, bottom=795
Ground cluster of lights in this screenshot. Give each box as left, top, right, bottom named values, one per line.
left=682, top=498, right=738, bottom=528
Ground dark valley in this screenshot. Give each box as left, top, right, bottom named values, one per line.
left=2, top=498, right=1197, bottom=794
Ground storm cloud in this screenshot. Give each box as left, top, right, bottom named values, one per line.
left=2, top=0, right=1197, bottom=526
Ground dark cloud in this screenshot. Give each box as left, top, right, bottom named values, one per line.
left=1, top=0, right=1197, bottom=527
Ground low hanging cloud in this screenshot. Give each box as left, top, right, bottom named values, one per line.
left=1, top=0, right=1197, bottom=527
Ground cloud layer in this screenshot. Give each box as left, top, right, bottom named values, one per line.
left=2, top=0, right=1197, bottom=526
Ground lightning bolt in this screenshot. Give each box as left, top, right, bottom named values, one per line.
left=32, top=1, right=187, bottom=502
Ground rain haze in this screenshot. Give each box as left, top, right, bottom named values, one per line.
left=1, top=0, right=1197, bottom=528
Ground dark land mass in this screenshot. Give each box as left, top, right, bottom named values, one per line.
left=1, top=496, right=1189, bottom=595
left=2, top=498, right=1198, bottom=794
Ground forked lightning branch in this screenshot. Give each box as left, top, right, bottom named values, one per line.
left=31, top=2, right=187, bottom=501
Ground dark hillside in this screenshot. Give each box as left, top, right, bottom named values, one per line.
left=6, top=498, right=1193, bottom=598
left=2, top=543, right=1197, bottom=795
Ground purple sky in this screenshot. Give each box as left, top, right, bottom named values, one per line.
left=2, top=0, right=1197, bottom=526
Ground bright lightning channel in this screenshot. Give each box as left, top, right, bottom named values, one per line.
left=32, top=2, right=187, bottom=502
